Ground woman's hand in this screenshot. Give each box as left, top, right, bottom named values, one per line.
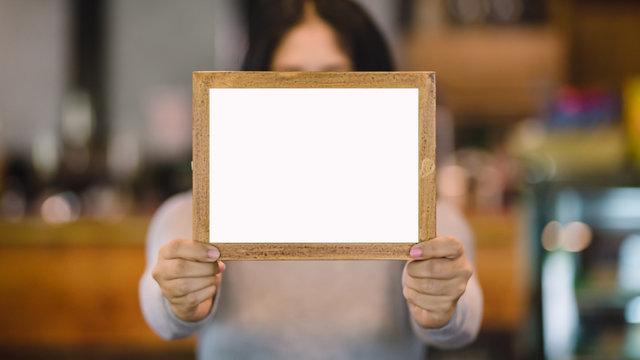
left=152, top=239, right=225, bottom=322
left=402, top=236, right=473, bottom=329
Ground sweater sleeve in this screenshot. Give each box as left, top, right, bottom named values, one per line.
left=409, top=200, right=483, bottom=349
left=138, top=192, right=220, bottom=340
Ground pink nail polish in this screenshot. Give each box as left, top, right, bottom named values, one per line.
left=410, top=247, right=422, bottom=258
left=208, top=249, right=220, bottom=259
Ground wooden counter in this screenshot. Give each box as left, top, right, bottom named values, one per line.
left=0, top=218, right=195, bottom=357
left=0, top=211, right=528, bottom=356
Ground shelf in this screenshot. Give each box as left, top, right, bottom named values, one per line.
left=405, top=26, right=566, bottom=119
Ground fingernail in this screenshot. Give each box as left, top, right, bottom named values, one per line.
left=208, top=249, right=220, bottom=259
left=410, top=247, right=422, bottom=258
left=219, top=262, right=226, bottom=272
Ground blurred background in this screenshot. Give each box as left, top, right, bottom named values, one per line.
left=1, top=0, right=640, bottom=359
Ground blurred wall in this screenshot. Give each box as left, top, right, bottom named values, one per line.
left=0, top=0, right=70, bottom=156
left=106, top=0, right=218, bottom=164
left=0, top=0, right=400, bottom=163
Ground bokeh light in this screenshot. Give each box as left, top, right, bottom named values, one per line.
left=61, top=91, right=94, bottom=147
left=619, top=234, right=640, bottom=292
left=31, top=131, right=60, bottom=179
left=541, top=220, right=562, bottom=251
left=562, top=221, right=592, bottom=252
left=626, top=297, right=640, bottom=324
left=541, top=220, right=592, bottom=252
left=40, top=192, right=81, bottom=224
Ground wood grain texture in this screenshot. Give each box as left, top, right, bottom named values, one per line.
left=215, top=243, right=416, bottom=261
left=193, top=71, right=436, bottom=260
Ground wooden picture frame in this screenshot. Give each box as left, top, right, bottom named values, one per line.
left=193, top=71, right=435, bottom=260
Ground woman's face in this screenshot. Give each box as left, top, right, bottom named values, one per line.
left=270, top=3, right=353, bottom=72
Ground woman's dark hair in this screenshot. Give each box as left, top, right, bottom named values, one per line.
left=242, top=0, right=394, bottom=71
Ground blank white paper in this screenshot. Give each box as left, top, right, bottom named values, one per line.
left=209, top=88, right=418, bottom=243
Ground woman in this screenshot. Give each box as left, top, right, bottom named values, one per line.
left=140, top=1, right=482, bottom=358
